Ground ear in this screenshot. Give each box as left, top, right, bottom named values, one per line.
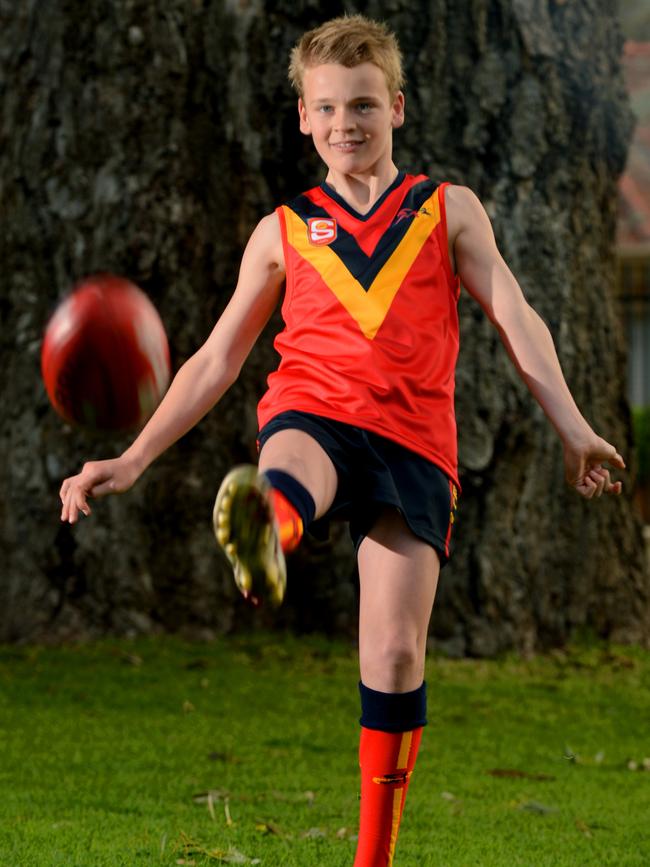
left=391, top=91, right=405, bottom=130
left=298, top=98, right=311, bottom=135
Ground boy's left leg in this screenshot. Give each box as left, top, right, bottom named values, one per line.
left=354, top=507, right=440, bottom=867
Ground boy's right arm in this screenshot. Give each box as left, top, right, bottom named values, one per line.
left=60, top=213, right=285, bottom=523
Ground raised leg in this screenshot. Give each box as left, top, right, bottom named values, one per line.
left=258, top=428, right=338, bottom=519
left=213, top=428, right=338, bottom=604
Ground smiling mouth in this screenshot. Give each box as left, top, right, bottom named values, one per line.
left=330, top=141, right=365, bottom=150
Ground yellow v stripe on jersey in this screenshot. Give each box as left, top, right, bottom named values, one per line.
left=282, top=190, right=441, bottom=340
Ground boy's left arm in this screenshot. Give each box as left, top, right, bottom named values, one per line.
left=446, top=185, right=625, bottom=499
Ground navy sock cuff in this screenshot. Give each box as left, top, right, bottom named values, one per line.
left=359, top=681, right=427, bottom=732
left=262, top=469, right=316, bottom=530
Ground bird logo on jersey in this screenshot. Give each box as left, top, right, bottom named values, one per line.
left=308, top=217, right=337, bottom=246
left=394, top=206, right=433, bottom=225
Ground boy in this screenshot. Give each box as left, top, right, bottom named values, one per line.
left=60, top=15, right=624, bottom=866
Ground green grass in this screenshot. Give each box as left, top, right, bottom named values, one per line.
left=0, top=635, right=649, bottom=866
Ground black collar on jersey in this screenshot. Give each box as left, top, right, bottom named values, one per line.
left=286, top=177, right=440, bottom=292
left=319, top=170, right=406, bottom=221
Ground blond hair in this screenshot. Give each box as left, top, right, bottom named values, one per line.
left=288, top=14, right=405, bottom=98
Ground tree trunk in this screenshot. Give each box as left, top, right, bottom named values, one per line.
left=1, top=0, right=647, bottom=652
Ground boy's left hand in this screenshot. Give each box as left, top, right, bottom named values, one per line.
left=563, top=436, right=625, bottom=499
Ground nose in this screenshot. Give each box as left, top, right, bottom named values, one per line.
left=334, top=107, right=356, bottom=132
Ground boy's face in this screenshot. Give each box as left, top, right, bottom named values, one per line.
left=298, top=62, right=404, bottom=177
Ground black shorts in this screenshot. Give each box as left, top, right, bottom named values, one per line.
left=257, top=410, right=458, bottom=566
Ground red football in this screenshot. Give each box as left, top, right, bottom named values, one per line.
left=41, top=274, right=171, bottom=432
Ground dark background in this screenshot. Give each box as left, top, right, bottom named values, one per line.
left=1, top=0, right=647, bottom=653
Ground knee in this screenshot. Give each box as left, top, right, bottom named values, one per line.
left=258, top=430, right=337, bottom=517
left=361, top=635, right=423, bottom=693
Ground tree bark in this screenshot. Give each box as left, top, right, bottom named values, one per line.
left=1, top=0, right=647, bottom=652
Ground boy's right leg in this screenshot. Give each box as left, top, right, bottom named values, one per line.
left=213, top=428, right=337, bottom=605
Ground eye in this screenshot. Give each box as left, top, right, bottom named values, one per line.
left=318, top=104, right=334, bottom=113
left=357, top=102, right=374, bottom=113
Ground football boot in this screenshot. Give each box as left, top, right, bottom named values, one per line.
left=213, top=465, right=286, bottom=607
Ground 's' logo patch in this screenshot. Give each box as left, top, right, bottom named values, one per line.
left=308, top=217, right=337, bottom=246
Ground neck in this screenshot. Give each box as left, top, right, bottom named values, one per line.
left=324, top=162, right=400, bottom=215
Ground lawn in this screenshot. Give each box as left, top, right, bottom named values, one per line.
left=0, top=634, right=649, bottom=866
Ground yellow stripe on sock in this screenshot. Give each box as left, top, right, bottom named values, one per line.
left=397, top=730, right=413, bottom=769
left=387, top=731, right=413, bottom=865
left=388, top=787, right=405, bottom=866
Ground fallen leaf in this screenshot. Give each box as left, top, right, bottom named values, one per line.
left=220, top=852, right=252, bottom=865
left=185, top=658, right=209, bottom=670
left=519, top=800, right=558, bottom=814
left=302, top=827, right=327, bottom=839
left=108, top=648, right=143, bottom=666
left=441, top=791, right=464, bottom=814
left=255, top=821, right=281, bottom=836
left=178, top=832, right=259, bottom=864
left=268, top=789, right=316, bottom=805
left=193, top=789, right=229, bottom=804
left=488, top=768, right=555, bottom=781
left=575, top=819, right=593, bottom=838
left=207, top=751, right=241, bottom=764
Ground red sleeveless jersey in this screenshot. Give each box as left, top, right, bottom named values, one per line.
left=257, top=172, right=461, bottom=486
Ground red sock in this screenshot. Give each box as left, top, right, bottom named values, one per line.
left=270, top=488, right=303, bottom=552
left=353, top=726, right=423, bottom=867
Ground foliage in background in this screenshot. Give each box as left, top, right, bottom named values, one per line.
left=1, top=636, right=649, bottom=866
left=619, top=0, right=650, bottom=39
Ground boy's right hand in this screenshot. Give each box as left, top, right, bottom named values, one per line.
left=59, top=456, right=141, bottom=523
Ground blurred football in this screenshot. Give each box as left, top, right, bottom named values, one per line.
left=41, top=273, right=171, bottom=432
